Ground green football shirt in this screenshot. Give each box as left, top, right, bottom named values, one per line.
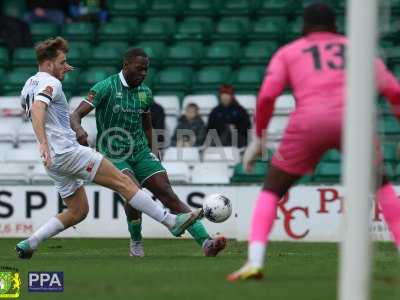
left=85, top=71, right=153, bottom=158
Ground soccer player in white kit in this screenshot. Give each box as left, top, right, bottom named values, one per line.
left=16, top=37, right=200, bottom=259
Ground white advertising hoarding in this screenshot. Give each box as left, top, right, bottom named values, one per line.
left=0, top=185, right=392, bottom=241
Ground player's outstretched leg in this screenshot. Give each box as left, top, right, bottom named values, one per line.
left=376, top=178, right=400, bottom=252
left=143, top=173, right=227, bottom=257
left=93, top=158, right=201, bottom=237
left=228, top=165, right=300, bottom=281
left=16, top=186, right=89, bottom=259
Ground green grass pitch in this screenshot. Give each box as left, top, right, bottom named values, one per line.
left=0, top=239, right=399, bottom=300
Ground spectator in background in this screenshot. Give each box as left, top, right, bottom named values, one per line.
left=24, top=0, right=69, bottom=26
left=172, top=103, right=206, bottom=147
left=207, top=85, right=251, bottom=148
left=150, top=101, right=166, bottom=148
left=68, top=0, right=108, bottom=23
left=0, top=6, right=32, bottom=51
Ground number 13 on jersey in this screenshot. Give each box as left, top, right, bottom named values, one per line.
left=303, top=43, right=346, bottom=71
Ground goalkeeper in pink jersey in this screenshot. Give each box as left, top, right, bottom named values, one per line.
left=228, top=3, right=400, bottom=281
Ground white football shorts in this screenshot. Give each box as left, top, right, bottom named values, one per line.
left=45, top=145, right=104, bottom=198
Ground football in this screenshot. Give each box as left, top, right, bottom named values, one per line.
left=202, top=194, right=232, bottom=223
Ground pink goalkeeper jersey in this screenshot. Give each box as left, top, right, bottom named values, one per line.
left=255, top=32, right=400, bottom=138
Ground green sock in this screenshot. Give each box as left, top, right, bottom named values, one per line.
left=127, top=219, right=142, bottom=242
left=187, top=220, right=210, bottom=246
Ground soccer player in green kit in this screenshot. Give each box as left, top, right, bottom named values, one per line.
left=71, top=48, right=226, bottom=257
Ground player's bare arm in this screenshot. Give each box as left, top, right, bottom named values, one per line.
left=30, top=100, right=51, bottom=167
left=70, top=101, right=94, bottom=146
left=142, top=111, right=157, bottom=155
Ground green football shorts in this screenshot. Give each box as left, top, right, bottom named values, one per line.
left=109, top=148, right=166, bottom=185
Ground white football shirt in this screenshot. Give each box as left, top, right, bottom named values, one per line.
left=21, top=71, right=79, bottom=154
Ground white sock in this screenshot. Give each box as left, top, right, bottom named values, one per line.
left=28, top=217, right=65, bottom=249
left=248, top=241, right=266, bottom=268
left=128, top=189, right=176, bottom=229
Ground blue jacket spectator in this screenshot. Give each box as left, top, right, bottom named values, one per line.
left=24, top=0, right=69, bottom=26
left=69, top=0, right=108, bottom=23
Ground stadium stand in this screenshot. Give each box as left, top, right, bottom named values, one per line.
left=165, top=115, right=178, bottom=143
left=163, top=147, right=201, bottom=163
left=154, top=95, right=180, bottom=116
left=154, top=67, right=193, bottom=93
left=274, top=94, right=296, bottom=115
left=0, top=119, right=20, bottom=143
left=267, top=115, right=289, bottom=142
left=62, top=22, right=96, bottom=42
left=1, top=0, right=396, bottom=185
left=165, top=42, right=203, bottom=67
left=11, top=48, right=36, bottom=67
left=108, top=0, right=145, bottom=18
left=69, top=96, right=94, bottom=115
left=30, top=162, right=50, bottom=183
left=80, top=116, right=98, bottom=148
left=321, top=149, right=342, bottom=163
left=4, top=142, right=40, bottom=164
left=97, top=20, right=138, bottom=42
left=162, top=161, right=190, bottom=183
left=235, top=94, right=256, bottom=116
left=0, top=96, right=23, bottom=112
left=0, top=48, right=9, bottom=69
left=202, top=147, right=241, bottom=166
left=232, top=65, right=265, bottom=92
left=30, top=23, right=59, bottom=43
left=0, top=143, right=14, bottom=161
left=191, top=162, right=231, bottom=184
left=182, top=94, right=219, bottom=116
left=231, top=160, right=269, bottom=183
left=16, top=119, right=36, bottom=143
left=313, top=163, right=342, bottom=184
left=0, top=162, right=31, bottom=183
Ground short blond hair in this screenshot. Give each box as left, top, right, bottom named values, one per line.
left=35, top=37, right=69, bottom=64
